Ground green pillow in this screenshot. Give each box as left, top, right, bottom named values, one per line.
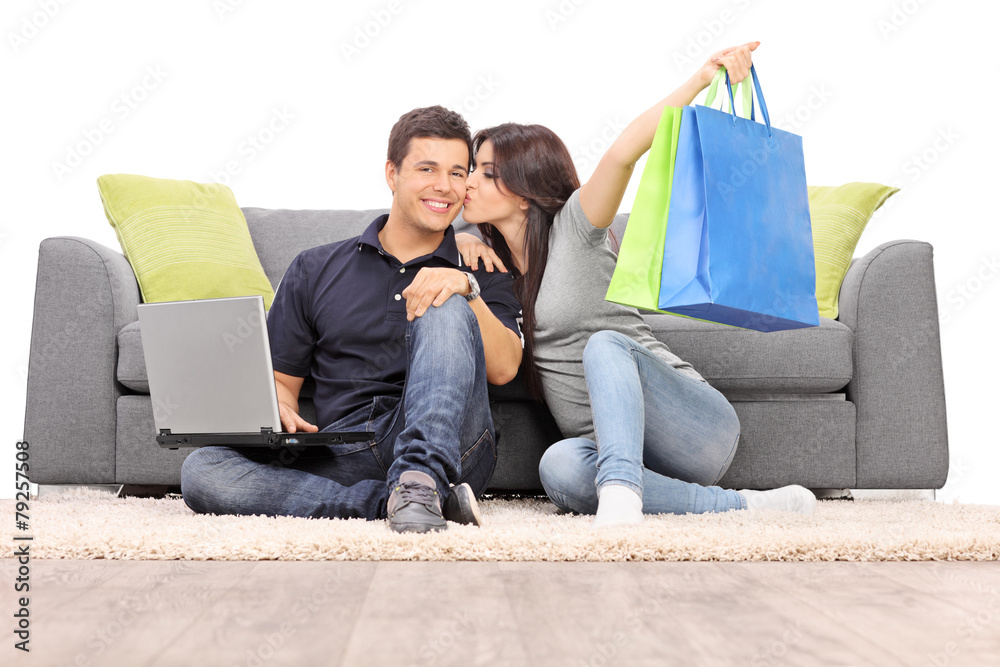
left=808, top=182, right=899, bottom=320
left=97, top=174, right=274, bottom=309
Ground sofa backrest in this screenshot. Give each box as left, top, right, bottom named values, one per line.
left=242, top=206, right=632, bottom=289
left=242, top=207, right=388, bottom=289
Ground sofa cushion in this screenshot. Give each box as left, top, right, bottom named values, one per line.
left=97, top=174, right=275, bottom=309
left=117, top=314, right=853, bottom=398
left=644, top=314, right=852, bottom=393
left=117, top=321, right=148, bottom=392
left=809, top=182, right=899, bottom=320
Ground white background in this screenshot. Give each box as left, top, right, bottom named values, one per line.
left=2, top=0, right=996, bottom=503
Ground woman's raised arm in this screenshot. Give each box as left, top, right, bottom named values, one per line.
left=579, top=41, right=760, bottom=229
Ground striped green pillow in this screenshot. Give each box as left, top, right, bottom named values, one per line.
left=808, top=182, right=899, bottom=319
left=97, top=174, right=274, bottom=309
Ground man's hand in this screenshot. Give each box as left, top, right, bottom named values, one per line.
left=401, top=267, right=471, bottom=321
left=278, top=401, right=318, bottom=434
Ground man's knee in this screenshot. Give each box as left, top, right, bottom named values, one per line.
left=411, top=293, right=476, bottom=332
left=180, top=448, right=229, bottom=514
left=180, top=450, right=209, bottom=513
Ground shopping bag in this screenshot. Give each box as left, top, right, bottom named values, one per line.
left=605, top=70, right=753, bottom=311
left=657, top=66, right=819, bottom=332
left=604, top=105, right=682, bottom=311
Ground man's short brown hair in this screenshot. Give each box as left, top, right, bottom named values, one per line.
left=387, top=106, right=473, bottom=170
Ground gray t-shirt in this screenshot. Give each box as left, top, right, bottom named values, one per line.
left=534, top=189, right=706, bottom=440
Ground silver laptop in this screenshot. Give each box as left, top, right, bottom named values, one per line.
left=137, top=296, right=372, bottom=449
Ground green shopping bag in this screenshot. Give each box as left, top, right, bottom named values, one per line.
left=605, top=106, right=683, bottom=310
left=606, top=69, right=754, bottom=311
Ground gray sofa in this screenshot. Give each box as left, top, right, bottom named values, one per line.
left=23, top=206, right=950, bottom=493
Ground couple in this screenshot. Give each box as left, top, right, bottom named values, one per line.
left=181, top=42, right=817, bottom=534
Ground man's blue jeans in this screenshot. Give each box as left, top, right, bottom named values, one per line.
left=180, top=295, right=497, bottom=520
left=539, top=330, right=746, bottom=515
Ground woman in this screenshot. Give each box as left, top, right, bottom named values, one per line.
left=459, top=42, right=817, bottom=528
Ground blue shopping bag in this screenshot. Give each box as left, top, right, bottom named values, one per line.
left=657, top=66, right=819, bottom=332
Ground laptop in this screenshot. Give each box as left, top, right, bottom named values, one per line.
left=137, top=295, right=373, bottom=449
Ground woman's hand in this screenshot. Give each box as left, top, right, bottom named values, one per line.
left=579, top=41, right=760, bottom=229
left=456, top=232, right=507, bottom=273
left=696, top=41, right=760, bottom=88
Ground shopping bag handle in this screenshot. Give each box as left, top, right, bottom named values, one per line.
left=730, top=65, right=773, bottom=137
left=705, top=68, right=754, bottom=121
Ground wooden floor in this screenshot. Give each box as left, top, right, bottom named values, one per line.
left=2, top=559, right=999, bottom=666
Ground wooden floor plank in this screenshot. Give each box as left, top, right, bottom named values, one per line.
left=864, top=562, right=1000, bottom=664
left=340, top=561, right=531, bottom=667
left=496, top=561, right=699, bottom=666
left=147, top=561, right=377, bottom=667
left=740, top=561, right=1000, bottom=666
left=660, top=561, right=906, bottom=667
left=4, top=559, right=1000, bottom=667
left=1, top=557, right=131, bottom=623
left=5, top=560, right=252, bottom=666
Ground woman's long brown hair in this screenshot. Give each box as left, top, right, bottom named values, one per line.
left=473, top=123, right=580, bottom=401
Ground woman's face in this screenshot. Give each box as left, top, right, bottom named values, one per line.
left=463, top=140, right=527, bottom=227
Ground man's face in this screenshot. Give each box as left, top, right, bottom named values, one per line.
left=385, top=136, right=469, bottom=235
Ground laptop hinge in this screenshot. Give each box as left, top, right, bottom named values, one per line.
left=261, top=427, right=275, bottom=434
left=159, top=429, right=172, bottom=436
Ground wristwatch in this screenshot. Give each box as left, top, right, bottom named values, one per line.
left=463, top=272, right=481, bottom=302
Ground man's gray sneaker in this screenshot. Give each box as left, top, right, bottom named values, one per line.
left=387, top=470, right=447, bottom=533
left=444, top=482, right=483, bottom=527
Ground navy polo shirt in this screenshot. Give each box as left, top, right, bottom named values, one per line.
left=267, top=215, right=522, bottom=430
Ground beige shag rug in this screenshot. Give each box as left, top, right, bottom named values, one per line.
left=3, top=489, right=998, bottom=561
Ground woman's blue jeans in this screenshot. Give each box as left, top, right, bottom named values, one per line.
left=180, top=295, right=497, bottom=521
left=539, top=330, right=746, bottom=515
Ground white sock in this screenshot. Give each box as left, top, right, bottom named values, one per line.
left=591, top=484, right=644, bottom=529
left=738, top=485, right=817, bottom=515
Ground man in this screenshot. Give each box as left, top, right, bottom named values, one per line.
left=181, top=106, right=523, bottom=533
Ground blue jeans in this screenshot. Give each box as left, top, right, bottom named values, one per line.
left=180, top=295, right=497, bottom=521
left=539, top=330, right=745, bottom=515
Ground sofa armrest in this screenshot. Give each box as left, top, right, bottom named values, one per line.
left=838, top=240, right=949, bottom=488
left=23, top=237, right=140, bottom=484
